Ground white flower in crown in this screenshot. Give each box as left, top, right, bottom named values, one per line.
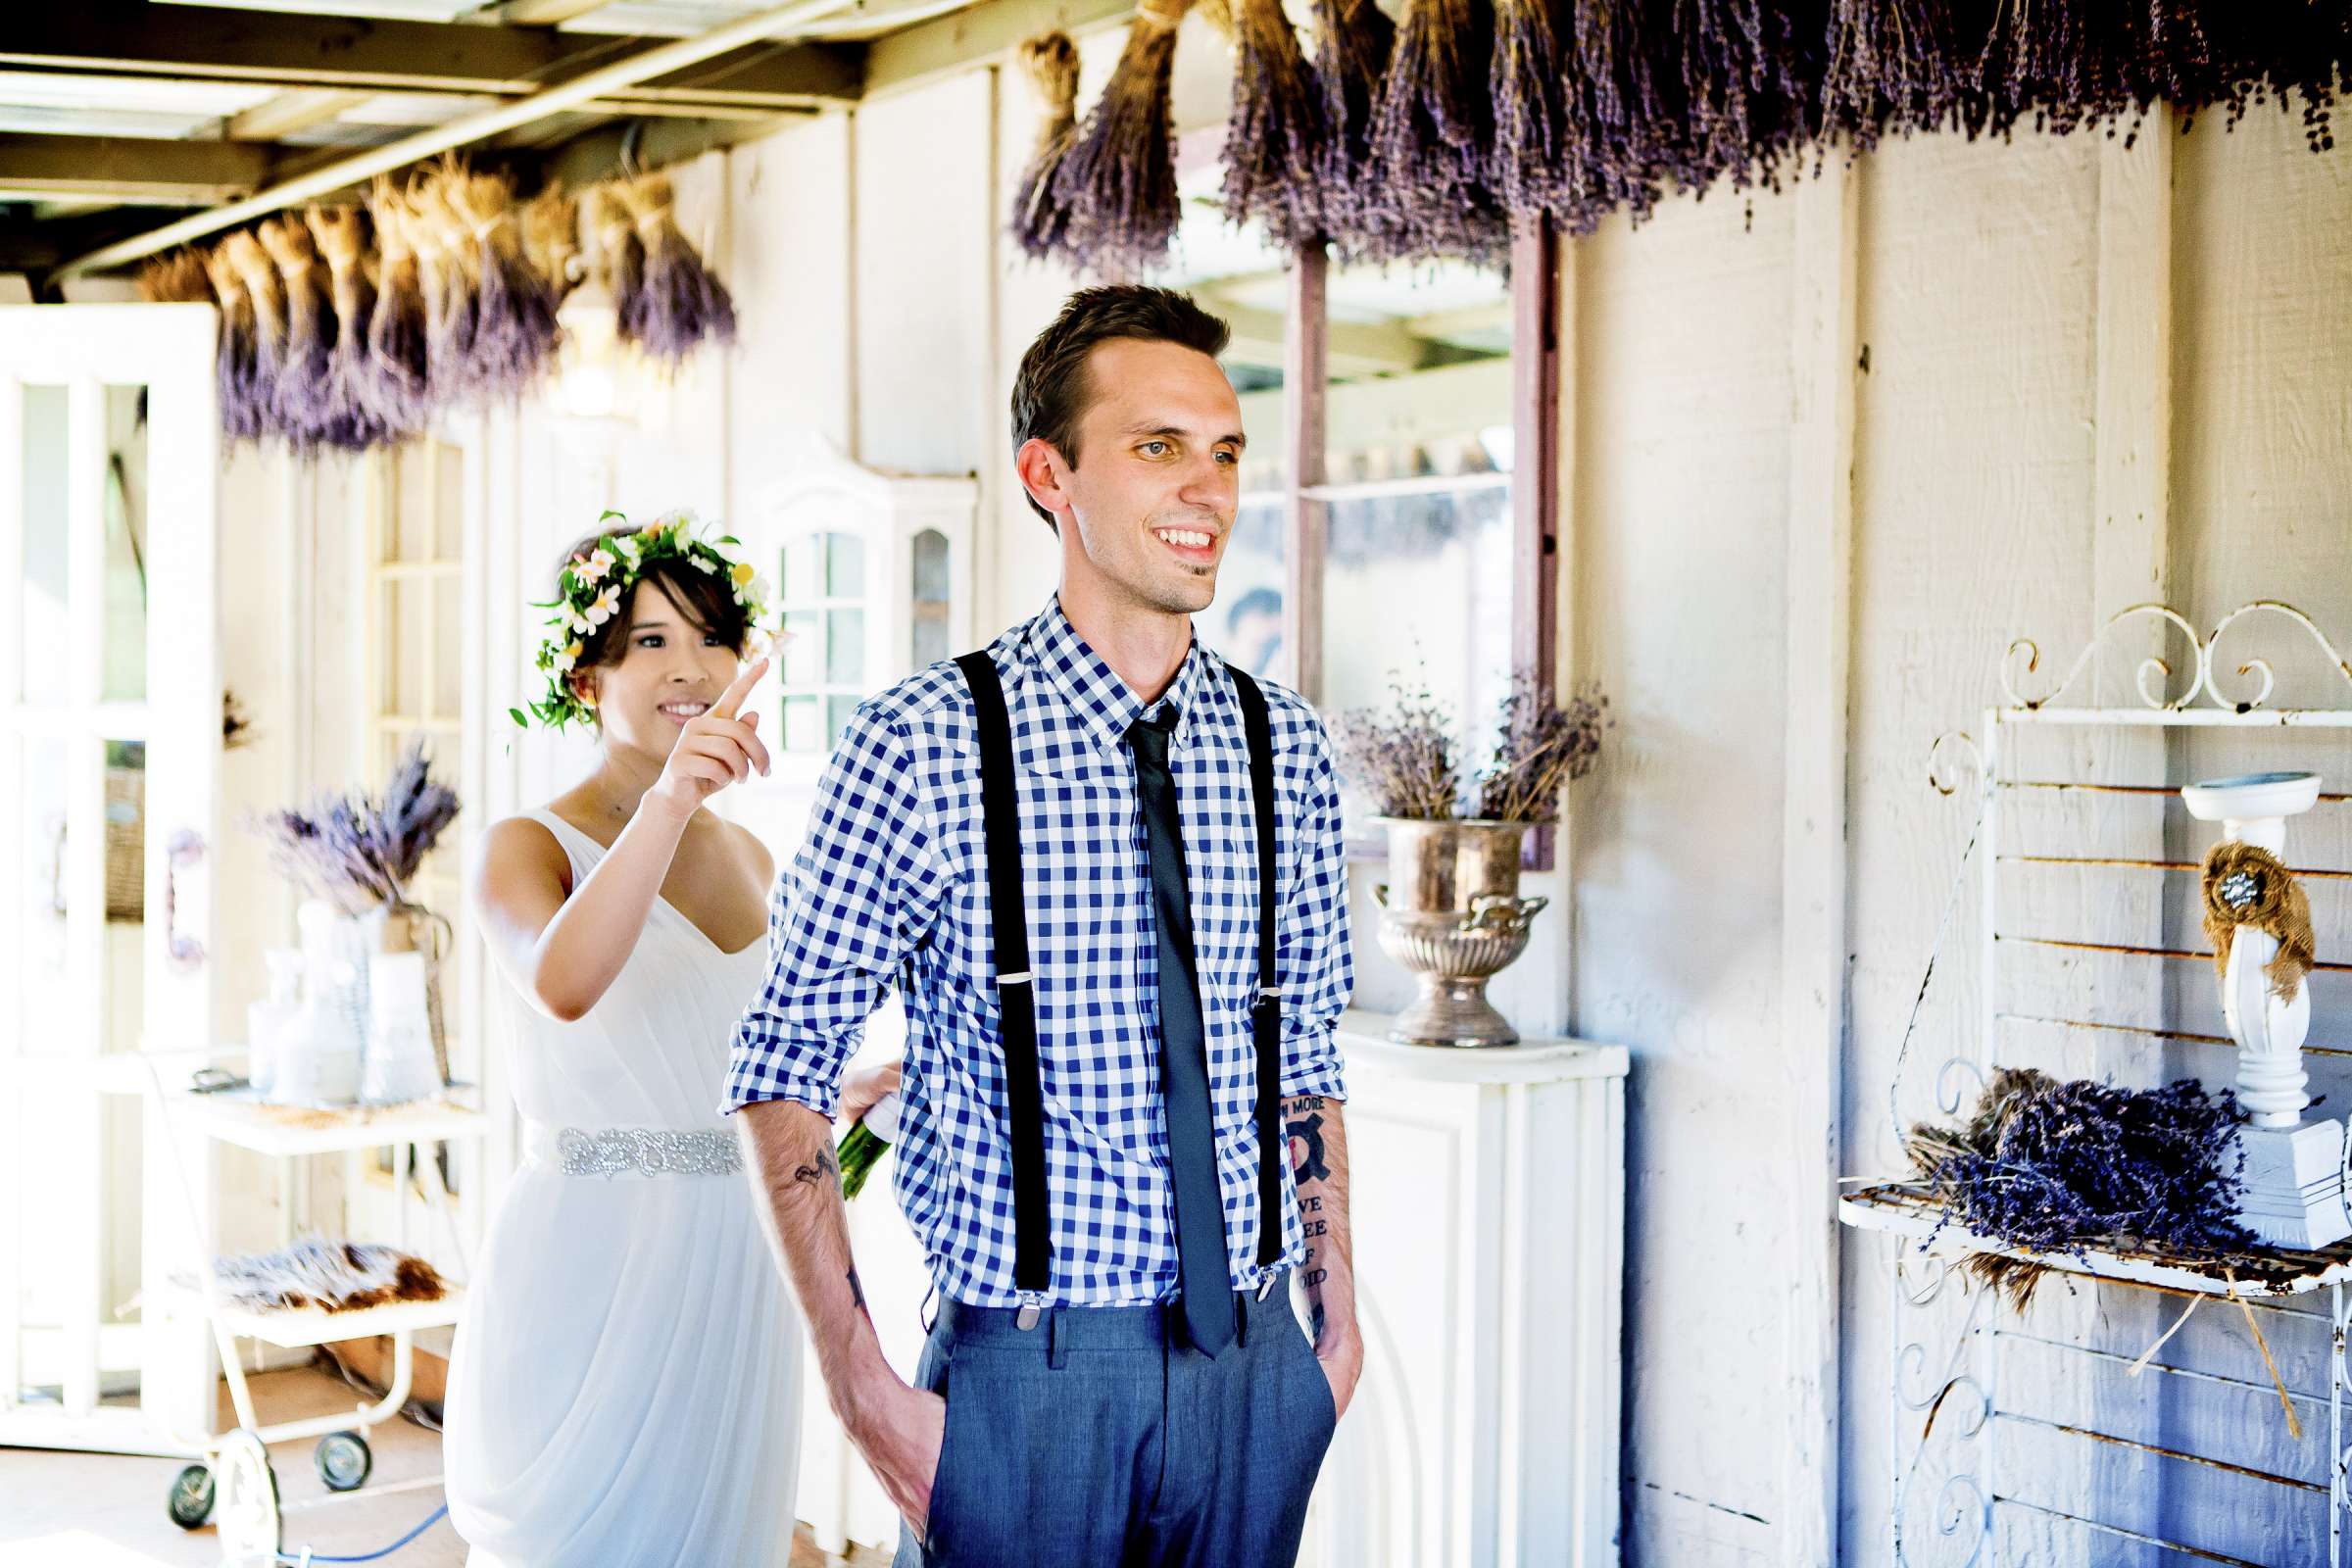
left=585, top=584, right=621, bottom=627
left=576, top=546, right=616, bottom=584
left=688, top=552, right=717, bottom=574
left=613, top=530, right=643, bottom=560
left=568, top=607, right=594, bottom=635
left=552, top=639, right=583, bottom=674
left=743, top=572, right=772, bottom=609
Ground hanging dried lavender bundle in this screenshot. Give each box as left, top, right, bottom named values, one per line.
left=1364, top=0, right=1509, bottom=265
left=2198, top=3, right=2346, bottom=153
left=454, top=168, right=562, bottom=400
left=1551, top=0, right=1678, bottom=228
left=589, top=185, right=646, bottom=337
left=1490, top=0, right=1571, bottom=220
left=414, top=167, right=481, bottom=404
left=1009, top=30, right=1085, bottom=263
left=305, top=205, right=400, bottom=452
left=521, top=184, right=581, bottom=302
left=612, top=172, right=737, bottom=363
left=257, top=216, right=341, bottom=451
left=1818, top=0, right=1989, bottom=151
left=1054, top=0, right=1196, bottom=276
left=1667, top=0, right=1825, bottom=198
left=137, top=249, right=212, bottom=305
left=1221, top=0, right=1327, bottom=248
left=202, top=245, right=266, bottom=443
left=1308, top=0, right=1397, bottom=257
left=365, top=179, right=432, bottom=434
left=224, top=229, right=291, bottom=445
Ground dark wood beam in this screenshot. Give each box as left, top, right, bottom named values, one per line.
left=0, top=4, right=862, bottom=108
left=0, top=134, right=281, bottom=205
left=532, top=112, right=810, bottom=185
left=863, top=0, right=1131, bottom=100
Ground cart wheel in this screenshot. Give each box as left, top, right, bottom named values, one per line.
left=214, top=1429, right=282, bottom=1562
left=316, top=1429, right=372, bottom=1492
left=166, top=1462, right=216, bottom=1529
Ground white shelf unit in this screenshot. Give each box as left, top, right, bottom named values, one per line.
left=1842, top=602, right=2352, bottom=1568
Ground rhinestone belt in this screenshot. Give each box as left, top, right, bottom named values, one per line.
left=545, top=1125, right=743, bottom=1178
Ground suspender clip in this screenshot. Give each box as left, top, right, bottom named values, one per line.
left=1015, top=1300, right=1043, bottom=1331
left=1255, top=1275, right=1277, bottom=1302
left=999, top=971, right=1033, bottom=988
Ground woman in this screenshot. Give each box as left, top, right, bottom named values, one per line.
left=447, top=514, right=892, bottom=1566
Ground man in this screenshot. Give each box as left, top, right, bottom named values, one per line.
left=726, top=284, right=1360, bottom=1567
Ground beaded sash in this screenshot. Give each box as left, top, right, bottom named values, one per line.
left=539, top=1124, right=743, bottom=1178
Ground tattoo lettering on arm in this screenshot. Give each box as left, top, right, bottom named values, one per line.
left=1286, top=1097, right=1331, bottom=1183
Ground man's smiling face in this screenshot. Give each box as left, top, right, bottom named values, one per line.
left=1052, top=336, right=1245, bottom=617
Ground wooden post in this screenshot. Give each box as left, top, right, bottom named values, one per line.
left=1510, top=216, right=1562, bottom=869
left=1284, top=241, right=1329, bottom=705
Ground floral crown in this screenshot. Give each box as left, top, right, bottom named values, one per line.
left=513, top=510, right=774, bottom=731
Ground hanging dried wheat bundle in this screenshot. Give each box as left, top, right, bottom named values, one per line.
left=202, top=244, right=266, bottom=443
left=1053, top=0, right=1195, bottom=275
left=1009, top=30, right=1084, bottom=263
left=306, top=204, right=402, bottom=452
left=1363, top=0, right=1509, bottom=265
left=258, top=215, right=341, bottom=450
left=612, top=172, right=736, bottom=363
left=224, top=229, right=290, bottom=444
left=137, top=248, right=213, bottom=304
left=1221, top=0, right=1326, bottom=248
left=1306, top=0, right=1396, bottom=258
left=365, top=178, right=432, bottom=433
left=453, top=167, right=561, bottom=400
left=522, top=183, right=581, bottom=300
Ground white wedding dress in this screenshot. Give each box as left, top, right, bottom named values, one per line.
left=446, top=809, right=803, bottom=1567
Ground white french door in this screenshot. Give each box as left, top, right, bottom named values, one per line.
left=0, top=304, right=221, bottom=1453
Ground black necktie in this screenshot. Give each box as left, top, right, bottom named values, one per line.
left=1126, top=705, right=1236, bottom=1356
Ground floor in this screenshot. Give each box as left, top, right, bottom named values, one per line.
left=0, top=1365, right=879, bottom=1568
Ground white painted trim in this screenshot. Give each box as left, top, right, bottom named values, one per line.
left=1781, top=149, right=1859, bottom=1568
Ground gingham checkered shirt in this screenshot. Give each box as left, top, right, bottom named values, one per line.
left=725, top=596, right=1353, bottom=1307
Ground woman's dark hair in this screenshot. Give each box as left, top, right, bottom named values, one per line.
left=1009, top=284, right=1230, bottom=531
left=554, top=528, right=751, bottom=696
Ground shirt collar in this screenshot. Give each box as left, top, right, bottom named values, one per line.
left=1025, top=594, right=1216, bottom=755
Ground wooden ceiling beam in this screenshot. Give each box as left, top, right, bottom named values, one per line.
left=862, top=0, right=1132, bottom=100
left=0, top=4, right=862, bottom=107
left=0, top=134, right=281, bottom=205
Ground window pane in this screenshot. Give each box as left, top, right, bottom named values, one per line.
left=781, top=611, right=819, bottom=686
left=390, top=576, right=425, bottom=720
left=433, top=575, right=462, bottom=721
left=911, top=528, right=950, bottom=604
left=1323, top=484, right=1513, bottom=827
left=827, top=694, right=860, bottom=746
left=826, top=609, right=864, bottom=685
left=19, top=385, right=66, bottom=706
left=911, top=607, right=949, bottom=670
left=781, top=535, right=819, bottom=605
left=1218, top=497, right=1288, bottom=681
left=824, top=532, right=864, bottom=599
left=783, top=695, right=821, bottom=753
left=102, top=385, right=147, bottom=704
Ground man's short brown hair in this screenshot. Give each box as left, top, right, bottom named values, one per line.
left=1010, top=285, right=1231, bottom=530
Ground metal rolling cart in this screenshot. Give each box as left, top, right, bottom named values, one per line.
left=144, top=1061, right=484, bottom=1567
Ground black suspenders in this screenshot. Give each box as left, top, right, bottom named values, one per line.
left=953, top=651, right=1287, bottom=1298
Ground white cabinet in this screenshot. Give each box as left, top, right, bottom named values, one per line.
left=1308, top=1014, right=1627, bottom=1568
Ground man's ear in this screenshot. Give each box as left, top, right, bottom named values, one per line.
left=1015, top=436, right=1076, bottom=526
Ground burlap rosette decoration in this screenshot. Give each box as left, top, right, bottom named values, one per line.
left=2200, top=841, right=2317, bottom=1004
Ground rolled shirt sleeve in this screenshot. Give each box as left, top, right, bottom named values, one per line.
left=724, top=702, right=943, bottom=1118
left=1276, top=711, right=1353, bottom=1101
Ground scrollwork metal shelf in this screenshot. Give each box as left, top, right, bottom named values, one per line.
left=1839, top=601, right=2352, bottom=1568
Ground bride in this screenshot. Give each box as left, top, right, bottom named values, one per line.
left=447, top=514, right=892, bottom=1566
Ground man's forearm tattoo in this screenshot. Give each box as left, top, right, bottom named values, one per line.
left=848, top=1265, right=869, bottom=1318
left=793, top=1146, right=842, bottom=1191
left=1287, top=1097, right=1330, bottom=1183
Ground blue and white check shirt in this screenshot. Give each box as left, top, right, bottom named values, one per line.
left=725, top=595, right=1353, bottom=1307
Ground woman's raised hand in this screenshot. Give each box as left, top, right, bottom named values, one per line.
left=649, top=657, right=773, bottom=820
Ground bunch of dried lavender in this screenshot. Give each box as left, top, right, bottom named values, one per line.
left=1306, top=0, right=1397, bottom=260
left=1489, top=0, right=1571, bottom=221
left=1361, top=0, right=1509, bottom=266
left=1009, top=31, right=1085, bottom=263
left=1472, top=679, right=1608, bottom=823
left=1220, top=0, right=1328, bottom=249
left=1907, top=1067, right=2251, bottom=1265
left=1332, top=677, right=1463, bottom=819
left=611, top=172, right=737, bottom=364
left=251, top=741, right=460, bottom=913
left=1054, top=0, right=1196, bottom=275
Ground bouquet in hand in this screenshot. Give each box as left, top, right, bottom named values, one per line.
left=837, top=1061, right=904, bottom=1200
